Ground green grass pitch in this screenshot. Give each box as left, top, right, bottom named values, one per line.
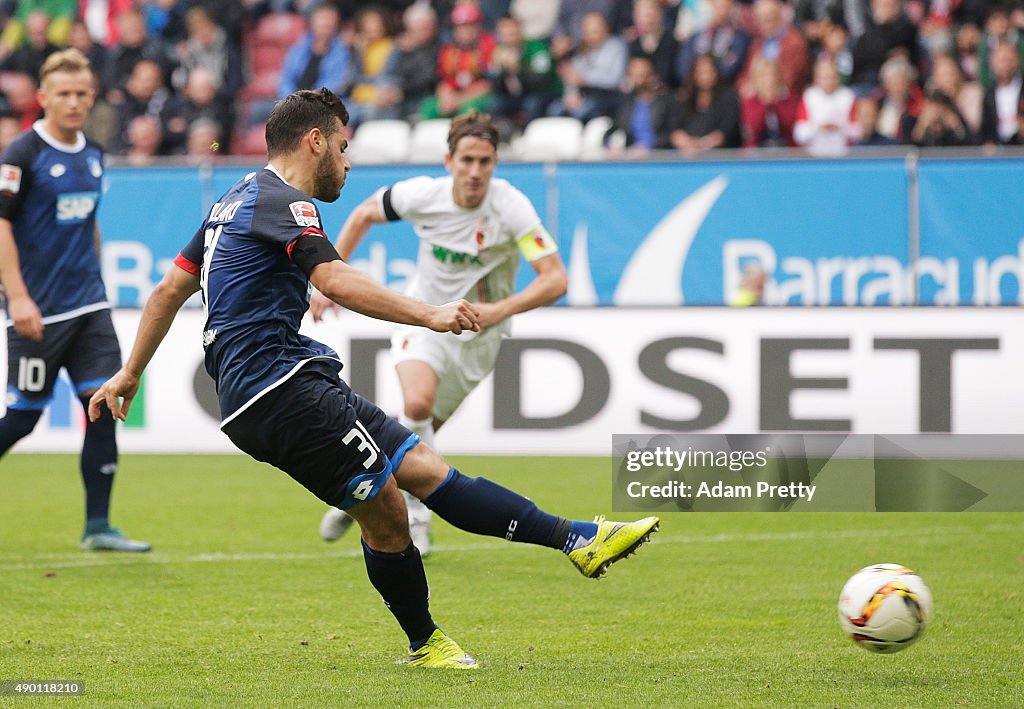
left=1, top=454, right=1022, bottom=707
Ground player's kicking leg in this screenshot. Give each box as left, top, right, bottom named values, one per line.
left=395, top=442, right=660, bottom=579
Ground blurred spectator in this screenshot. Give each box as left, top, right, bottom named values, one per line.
left=818, top=21, right=853, bottom=84
left=874, top=55, right=922, bottom=142
left=0, top=72, right=41, bottom=130
left=111, top=58, right=184, bottom=155
left=793, top=58, right=856, bottom=155
left=955, top=23, right=982, bottom=81
left=669, top=0, right=712, bottom=42
left=981, top=41, right=1023, bottom=145
left=511, top=0, right=561, bottom=40
left=670, top=53, right=742, bottom=153
left=0, top=1, right=75, bottom=59
left=609, top=55, right=675, bottom=154
left=741, top=56, right=800, bottom=146
left=104, top=9, right=165, bottom=105
left=82, top=0, right=137, bottom=46
left=731, top=262, right=766, bottom=306
left=175, top=66, right=232, bottom=152
left=928, top=53, right=982, bottom=134
left=0, top=113, right=20, bottom=152
left=422, top=3, right=496, bottom=119
left=170, top=6, right=244, bottom=104
left=392, top=3, right=441, bottom=120
left=849, top=94, right=898, bottom=144
left=68, top=20, right=108, bottom=96
left=793, top=0, right=844, bottom=52
left=548, top=11, right=627, bottom=122
left=738, top=0, right=810, bottom=98
left=1, top=11, right=60, bottom=80
left=184, top=117, right=222, bottom=162
left=551, top=0, right=615, bottom=61
left=676, top=0, right=750, bottom=85
left=125, top=114, right=164, bottom=165
left=911, top=89, right=973, bottom=145
left=278, top=4, right=351, bottom=99
left=140, top=0, right=189, bottom=46
left=346, top=6, right=401, bottom=126
left=489, top=15, right=561, bottom=134
left=849, top=0, right=920, bottom=90
left=977, top=5, right=1024, bottom=89
left=626, top=0, right=679, bottom=88
left=82, top=70, right=117, bottom=150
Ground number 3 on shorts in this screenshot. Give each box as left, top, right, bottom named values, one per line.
left=343, top=420, right=380, bottom=471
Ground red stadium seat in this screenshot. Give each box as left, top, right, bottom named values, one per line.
left=250, top=44, right=287, bottom=76
left=253, top=13, right=306, bottom=48
left=233, top=124, right=268, bottom=156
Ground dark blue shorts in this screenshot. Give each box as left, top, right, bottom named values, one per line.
left=6, top=308, right=121, bottom=410
left=222, top=361, right=419, bottom=510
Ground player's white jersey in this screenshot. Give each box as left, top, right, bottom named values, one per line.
left=376, top=176, right=557, bottom=336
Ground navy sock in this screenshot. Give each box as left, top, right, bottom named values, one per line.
left=361, top=540, right=436, bottom=649
left=0, top=409, right=41, bottom=456
left=423, top=469, right=571, bottom=550
left=80, top=396, right=117, bottom=524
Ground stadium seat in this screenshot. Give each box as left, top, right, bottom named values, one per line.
left=580, top=116, right=613, bottom=160
left=408, top=119, right=451, bottom=163
left=250, top=44, right=287, bottom=76
left=233, top=123, right=268, bottom=156
left=253, top=13, right=306, bottom=48
left=347, top=120, right=411, bottom=164
left=514, top=117, right=583, bottom=161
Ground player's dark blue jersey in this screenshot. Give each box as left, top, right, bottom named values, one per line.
left=0, top=122, right=107, bottom=320
left=175, top=166, right=340, bottom=425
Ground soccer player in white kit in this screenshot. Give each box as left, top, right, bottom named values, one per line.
left=315, top=112, right=568, bottom=553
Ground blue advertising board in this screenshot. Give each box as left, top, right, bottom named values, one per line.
left=917, top=157, right=1024, bottom=305
left=95, top=156, right=1023, bottom=307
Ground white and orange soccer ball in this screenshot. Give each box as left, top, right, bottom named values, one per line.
left=838, top=564, right=933, bottom=653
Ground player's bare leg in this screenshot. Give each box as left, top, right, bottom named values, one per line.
left=394, top=359, right=441, bottom=554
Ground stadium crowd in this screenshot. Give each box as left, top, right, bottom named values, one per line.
left=0, top=0, right=1021, bottom=159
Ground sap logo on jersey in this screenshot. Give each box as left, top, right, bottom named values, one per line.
left=56, top=191, right=98, bottom=223
left=290, top=201, right=320, bottom=228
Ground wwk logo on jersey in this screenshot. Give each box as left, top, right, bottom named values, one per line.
left=289, top=201, right=320, bottom=228
left=0, top=164, right=22, bottom=194
left=56, top=191, right=98, bottom=223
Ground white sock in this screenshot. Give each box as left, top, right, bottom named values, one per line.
left=399, top=415, right=435, bottom=449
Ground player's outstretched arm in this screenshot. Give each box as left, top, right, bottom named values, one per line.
left=0, top=218, right=43, bottom=341
left=310, top=259, right=480, bottom=334
left=475, top=252, right=568, bottom=330
left=88, top=265, right=200, bottom=422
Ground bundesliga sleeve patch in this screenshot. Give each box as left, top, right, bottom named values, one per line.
left=289, top=200, right=320, bottom=228
left=517, top=225, right=558, bottom=261
left=0, top=164, right=22, bottom=194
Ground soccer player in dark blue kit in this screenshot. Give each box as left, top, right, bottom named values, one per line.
left=89, top=88, right=659, bottom=668
left=0, top=49, right=149, bottom=552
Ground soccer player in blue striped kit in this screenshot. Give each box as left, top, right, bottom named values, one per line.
left=0, top=49, right=149, bottom=552
left=89, top=88, right=658, bottom=668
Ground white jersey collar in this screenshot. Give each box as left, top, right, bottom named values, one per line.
left=264, top=163, right=297, bottom=189
left=32, top=120, right=86, bottom=154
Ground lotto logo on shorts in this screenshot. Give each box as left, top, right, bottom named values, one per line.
left=289, top=201, right=320, bottom=228
left=0, top=164, right=22, bottom=194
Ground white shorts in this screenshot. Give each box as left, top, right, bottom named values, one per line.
left=390, top=327, right=503, bottom=422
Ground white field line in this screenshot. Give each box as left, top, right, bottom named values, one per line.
left=0, top=523, right=1021, bottom=572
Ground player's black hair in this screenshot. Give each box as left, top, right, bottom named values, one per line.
left=447, top=110, right=499, bottom=154
left=266, top=88, right=349, bottom=158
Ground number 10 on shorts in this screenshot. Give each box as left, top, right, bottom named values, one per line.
left=17, top=357, right=46, bottom=392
